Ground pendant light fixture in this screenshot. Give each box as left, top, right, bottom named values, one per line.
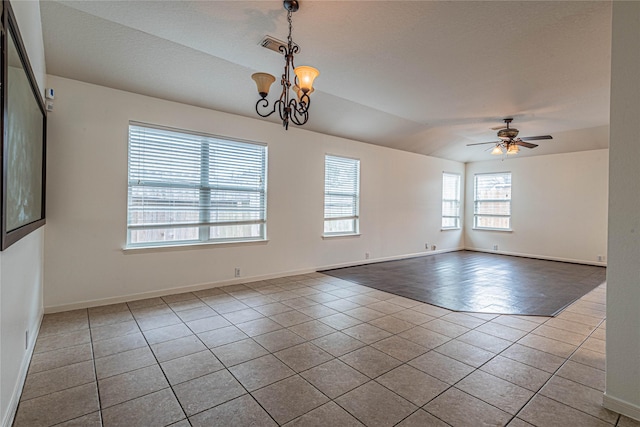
left=251, top=0, right=319, bottom=130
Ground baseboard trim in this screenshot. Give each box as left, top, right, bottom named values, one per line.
left=464, top=247, right=607, bottom=267
left=44, top=266, right=317, bottom=313
left=317, top=247, right=463, bottom=271
left=2, top=308, right=43, bottom=427
left=44, top=247, right=464, bottom=313
left=603, top=393, right=640, bottom=422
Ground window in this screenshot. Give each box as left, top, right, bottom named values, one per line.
left=127, top=123, right=267, bottom=248
left=474, top=172, right=511, bottom=230
left=324, top=155, right=360, bottom=235
left=442, top=172, right=461, bottom=229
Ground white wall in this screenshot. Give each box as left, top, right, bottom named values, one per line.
left=604, top=1, right=640, bottom=421
left=0, top=1, right=46, bottom=426
left=44, top=75, right=464, bottom=311
left=464, top=149, right=608, bottom=265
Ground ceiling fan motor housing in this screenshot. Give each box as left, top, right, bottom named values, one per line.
left=498, top=128, right=519, bottom=140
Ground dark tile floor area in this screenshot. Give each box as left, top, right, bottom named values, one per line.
left=321, top=251, right=607, bottom=316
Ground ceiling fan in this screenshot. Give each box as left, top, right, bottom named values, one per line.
left=467, top=118, right=553, bottom=155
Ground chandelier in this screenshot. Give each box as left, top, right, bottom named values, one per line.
left=251, top=0, right=319, bottom=130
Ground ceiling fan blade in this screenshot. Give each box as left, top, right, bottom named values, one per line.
left=520, top=135, right=553, bottom=141
left=467, top=141, right=498, bottom=146
left=491, top=125, right=507, bottom=130
left=514, top=141, right=538, bottom=149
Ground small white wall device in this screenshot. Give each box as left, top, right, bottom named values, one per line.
left=45, top=88, right=54, bottom=112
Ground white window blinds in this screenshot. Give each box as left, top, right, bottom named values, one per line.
left=474, top=172, right=511, bottom=230
left=324, top=155, right=360, bottom=235
left=442, top=172, right=461, bottom=229
left=127, top=123, right=267, bottom=247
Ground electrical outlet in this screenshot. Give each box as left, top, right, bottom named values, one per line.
left=365, top=252, right=370, bottom=259
left=425, top=243, right=430, bottom=250
left=493, top=244, right=499, bottom=250
left=597, top=255, right=605, bottom=262
left=234, top=268, right=241, bottom=277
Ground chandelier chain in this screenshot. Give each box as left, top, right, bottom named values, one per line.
left=287, top=10, right=293, bottom=48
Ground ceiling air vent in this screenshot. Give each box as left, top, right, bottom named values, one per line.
left=259, top=35, right=299, bottom=54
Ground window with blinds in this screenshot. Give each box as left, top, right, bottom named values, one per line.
left=474, top=172, right=512, bottom=230
left=442, top=172, right=461, bottom=229
left=324, top=155, right=360, bottom=236
left=127, top=123, right=267, bottom=248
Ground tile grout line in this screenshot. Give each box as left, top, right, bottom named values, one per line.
left=86, top=309, right=105, bottom=427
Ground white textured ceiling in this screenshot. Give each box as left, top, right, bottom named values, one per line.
left=40, top=1, right=612, bottom=163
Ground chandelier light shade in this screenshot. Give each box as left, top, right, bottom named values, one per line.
left=251, top=0, right=319, bottom=130
left=252, top=73, right=276, bottom=98
left=491, top=144, right=504, bottom=155
left=506, top=143, right=520, bottom=154
left=293, top=66, right=319, bottom=93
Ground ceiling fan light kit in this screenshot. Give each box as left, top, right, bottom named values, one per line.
left=490, top=142, right=519, bottom=156
left=469, top=118, right=553, bottom=157
left=506, top=143, right=520, bottom=155
left=251, top=0, right=319, bottom=130
left=491, top=145, right=504, bottom=155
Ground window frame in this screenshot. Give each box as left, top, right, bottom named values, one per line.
left=126, top=122, right=268, bottom=249
left=441, top=172, right=461, bottom=230
left=323, top=154, right=361, bottom=237
left=473, top=171, right=512, bottom=231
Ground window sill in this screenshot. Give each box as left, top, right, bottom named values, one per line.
left=441, top=227, right=461, bottom=231
left=472, top=228, right=513, bottom=233
left=322, top=233, right=361, bottom=240
left=123, top=238, right=269, bottom=254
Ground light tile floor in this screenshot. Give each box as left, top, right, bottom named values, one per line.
left=11, top=273, right=640, bottom=427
